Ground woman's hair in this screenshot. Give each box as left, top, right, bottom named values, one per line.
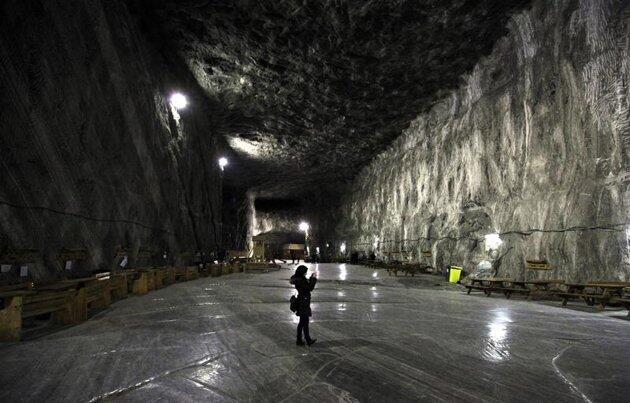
left=295, top=265, right=308, bottom=277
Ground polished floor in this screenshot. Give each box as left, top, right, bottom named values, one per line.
left=1, top=263, right=628, bottom=402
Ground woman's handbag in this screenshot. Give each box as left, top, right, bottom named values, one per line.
left=289, top=295, right=298, bottom=312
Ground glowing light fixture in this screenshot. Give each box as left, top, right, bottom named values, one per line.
left=169, top=92, right=188, bottom=110
left=218, top=157, right=228, bottom=171
left=340, top=242, right=347, bottom=254
left=484, top=233, right=503, bottom=251
left=299, top=222, right=310, bottom=232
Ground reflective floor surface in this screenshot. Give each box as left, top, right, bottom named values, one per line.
left=1, top=263, right=628, bottom=402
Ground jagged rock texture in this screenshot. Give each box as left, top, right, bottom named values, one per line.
left=0, top=0, right=222, bottom=279
left=337, top=0, right=630, bottom=281
left=138, top=0, right=529, bottom=195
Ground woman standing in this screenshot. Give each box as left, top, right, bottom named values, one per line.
left=290, top=265, right=317, bottom=346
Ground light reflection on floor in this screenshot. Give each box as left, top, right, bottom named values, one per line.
left=483, top=309, right=512, bottom=362
left=0, top=263, right=628, bottom=402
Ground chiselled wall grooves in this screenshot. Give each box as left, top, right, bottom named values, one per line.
left=337, top=0, right=630, bottom=281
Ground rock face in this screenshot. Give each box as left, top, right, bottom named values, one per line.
left=0, top=0, right=222, bottom=280
left=136, top=0, right=529, bottom=196
left=336, top=0, right=630, bottom=281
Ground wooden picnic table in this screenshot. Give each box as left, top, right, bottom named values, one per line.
left=559, top=282, right=629, bottom=308
left=467, top=278, right=529, bottom=298
left=522, top=279, right=564, bottom=299
left=586, top=282, right=629, bottom=297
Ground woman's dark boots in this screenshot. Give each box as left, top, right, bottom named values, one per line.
left=297, top=337, right=317, bottom=346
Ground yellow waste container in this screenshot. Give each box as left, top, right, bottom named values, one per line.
left=449, top=266, right=463, bottom=283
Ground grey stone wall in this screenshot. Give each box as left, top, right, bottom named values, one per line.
left=337, top=0, right=630, bottom=281
left=0, top=0, right=222, bottom=280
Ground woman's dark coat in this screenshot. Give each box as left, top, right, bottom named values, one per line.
left=290, top=274, right=317, bottom=316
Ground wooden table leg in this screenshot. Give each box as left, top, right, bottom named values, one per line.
left=74, top=288, right=88, bottom=323
left=134, top=273, right=148, bottom=294
left=0, top=296, right=22, bottom=342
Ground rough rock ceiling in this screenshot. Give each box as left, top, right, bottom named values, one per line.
left=136, top=0, right=530, bottom=196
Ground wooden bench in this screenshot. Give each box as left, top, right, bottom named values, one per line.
left=608, top=297, right=630, bottom=317
left=556, top=281, right=630, bottom=308
left=209, top=264, right=222, bottom=277
left=524, top=279, right=565, bottom=300
left=113, top=268, right=156, bottom=295
left=131, top=271, right=149, bottom=295
left=584, top=282, right=629, bottom=310
left=173, top=267, right=188, bottom=282
left=85, top=278, right=111, bottom=309
left=465, top=278, right=530, bottom=298
left=0, top=288, right=78, bottom=342
left=115, top=269, right=147, bottom=295
left=108, top=273, right=129, bottom=300
left=367, top=260, right=388, bottom=269
left=47, top=277, right=111, bottom=320
left=198, top=264, right=210, bottom=277
left=137, top=268, right=156, bottom=291
left=185, top=266, right=199, bottom=281
left=165, top=267, right=176, bottom=284
left=153, top=267, right=168, bottom=288
left=385, top=262, right=404, bottom=276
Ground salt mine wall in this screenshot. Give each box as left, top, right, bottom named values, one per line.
left=337, top=0, right=630, bottom=281
left=0, top=0, right=222, bottom=280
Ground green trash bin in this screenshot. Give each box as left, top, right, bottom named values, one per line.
left=449, top=266, right=463, bottom=283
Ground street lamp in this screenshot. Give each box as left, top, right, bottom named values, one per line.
left=298, top=222, right=309, bottom=232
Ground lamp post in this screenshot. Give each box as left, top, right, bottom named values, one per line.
left=299, top=221, right=309, bottom=260
left=216, top=157, right=228, bottom=259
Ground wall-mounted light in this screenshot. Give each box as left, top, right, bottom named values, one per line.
left=340, top=242, right=346, bottom=254
left=169, top=92, right=188, bottom=110
left=484, top=233, right=503, bottom=251
left=218, top=157, right=228, bottom=171
left=299, top=222, right=310, bottom=232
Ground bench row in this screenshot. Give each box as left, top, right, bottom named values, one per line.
left=0, top=263, right=249, bottom=342
left=464, top=278, right=630, bottom=316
